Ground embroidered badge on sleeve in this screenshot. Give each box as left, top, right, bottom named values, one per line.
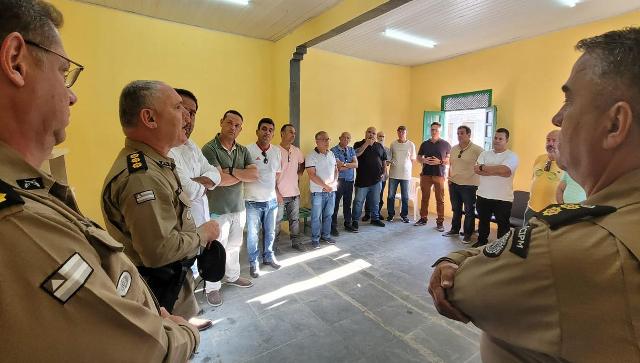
left=134, top=190, right=156, bottom=204
left=41, top=253, right=93, bottom=304
left=483, top=230, right=513, bottom=258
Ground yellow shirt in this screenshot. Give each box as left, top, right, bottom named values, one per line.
left=528, top=154, right=563, bottom=212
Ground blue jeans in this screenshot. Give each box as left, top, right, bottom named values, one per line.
left=245, top=199, right=278, bottom=266
left=352, top=182, right=382, bottom=223
left=387, top=178, right=409, bottom=218
left=311, top=191, right=335, bottom=245
left=448, top=182, right=478, bottom=237
left=332, top=178, right=354, bottom=229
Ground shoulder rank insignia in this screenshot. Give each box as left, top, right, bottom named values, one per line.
left=127, top=152, right=148, bottom=174
left=0, top=179, right=25, bottom=210
left=483, top=229, right=513, bottom=258
left=156, top=160, right=175, bottom=170
left=536, top=203, right=616, bottom=230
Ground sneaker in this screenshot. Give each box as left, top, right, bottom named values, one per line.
left=249, top=265, right=259, bottom=278
left=345, top=224, right=358, bottom=233
left=227, top=276, right=254, bottom=287
left=386, top=216, right=394, bottom=222
left=292, top=243, right=307, bottom=252
left=462, top=235, right=472, bottom=244
left=371, top=220, right=385, bottom=227
left=401, top=216, right=410, bottom=223
left=442, top=230, right=459, bottom=237
left=414, top=218, right=427, bottom=226
left=312, top=241, right=320, bottom=249
left=189, top=317, right=214, bottom=331
left=206, top=290, right=223, bottom=307
left=321, top=237, right=336, bottom=244
left=330, top=228, right=340, bottom=237
left=352, top=221, right=359, bottom=232
left=263, top=260, right=282, bottom=270
left=362, top=215, right=370, bottom=222
left=435, top=224, right=445, bottom=232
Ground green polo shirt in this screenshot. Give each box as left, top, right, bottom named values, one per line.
left=202, top=134, right=253, bottom=215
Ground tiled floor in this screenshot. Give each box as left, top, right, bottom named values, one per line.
left=191, top=216, right=486, bottom=363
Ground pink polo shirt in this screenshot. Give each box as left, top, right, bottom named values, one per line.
left=276, top=144, right=304, bottom=197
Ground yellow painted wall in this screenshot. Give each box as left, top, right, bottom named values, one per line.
left=49, top=0, right=273, bottom=220
left=409, top=10, right=640, bottom=199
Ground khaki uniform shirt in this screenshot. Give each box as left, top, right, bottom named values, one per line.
left=439, top=168, right=640, bottom=362
left=0, top=142, right=198, bottom=362
left=102, top=138, right=200, bottom=268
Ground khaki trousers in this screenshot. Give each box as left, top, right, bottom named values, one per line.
left=420, top=175, right=446, bottom=224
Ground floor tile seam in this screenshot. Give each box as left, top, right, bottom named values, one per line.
left=332, top=255, right=482, bottom=347
left=462, top=351, right=481, bottom=363
left=298, top=263, right=443, bottom=362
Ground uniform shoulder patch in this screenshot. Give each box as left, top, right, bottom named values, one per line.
left=0, top=179, right=25, bottom=211
left=41, top=252, right=94, bottom=304
left=483, top=229, right=513, bottom=258
left=127, top=152, right=148, bottom=174
left=16, top=177, right=44, bottom=190
left=536, top=203, right=617, bottom=230
left=509, top=224, right=533, bottom=259
left=134, top=190, right=156, bottom=204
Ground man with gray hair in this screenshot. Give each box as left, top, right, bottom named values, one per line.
left=0, top=1, right=200, bottom=360
left=429, top=27, right=640, bottom=361
left=102, top=80, right=220, bottom=329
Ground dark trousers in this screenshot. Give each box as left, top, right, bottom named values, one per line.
left=365, top=179, right=386, bottom=217
left=476, top=196, right=512, bottom=245
left=449, top=182, right=478, bottom=237
left=332, top=178, right=354, bottom=229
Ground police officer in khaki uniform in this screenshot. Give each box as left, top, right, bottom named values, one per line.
left=428, top=28, right=640, bottom=362
left=0, top=1, right=199, bottom=361
left=102, top=80, right=220, bottom=328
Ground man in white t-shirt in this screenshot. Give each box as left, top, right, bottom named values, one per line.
left=472, top=128, right=519, bottom=247
left=245, top=118, right=282, bottom=278
left=386, top=125, right=416, bottom=223
left=306, top=131, right=338, bottom=249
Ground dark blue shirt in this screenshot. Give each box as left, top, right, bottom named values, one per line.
left=331, top=145, right=357, bottom=181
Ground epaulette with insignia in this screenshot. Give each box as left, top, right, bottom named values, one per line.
left=536, top=203, right=616, bottom=230
left=0, top=179, right=25, bottom=210
left=127, top=152, right=148, bottom=174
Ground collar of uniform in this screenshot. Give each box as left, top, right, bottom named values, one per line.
left=0, top=141, right=58, bottom=195
left=214, top=133, right=237, bottom=153
left=585, top=168, right=640, bottom=209
left=124, top=138, right=175, bottom=168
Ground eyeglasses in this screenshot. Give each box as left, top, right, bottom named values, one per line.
left=25, top=39, right=84, bottom=88
left=543, top=160, right=552, bottom=172
left=261, top=151, right=268, bottom=164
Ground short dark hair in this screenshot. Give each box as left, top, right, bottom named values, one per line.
left=0, top=0, right=63, bottom=49
left=431, top=122, right=441, bottom=128
left=174, top=88, right=198, bottom=110
left=496, top=127, right=510, bottom=139
left=397, top=125, right=407, bottom=131
left=576, top=27, right=640, bottom=120
left=119, top=80, right=162, bottom=128
left=257, top=117, right=275, bottom=130
left=281, top=124, right=294, bottom=133
left=457, top=125, right=471, bottom=135
left=222, top=109, right=243, bottom=121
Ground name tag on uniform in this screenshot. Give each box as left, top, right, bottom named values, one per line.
left=41, top=253, right=93, bottom=304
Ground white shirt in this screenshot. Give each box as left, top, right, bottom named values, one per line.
left=477, top=149, right=519, bottom=202
left=306, top=149, right=337, bottom=193
left=244, top=143, right=282, bottom=202
left=388, top=140, right=416, bottom=180
left=169, top=139, right=221, bottom=226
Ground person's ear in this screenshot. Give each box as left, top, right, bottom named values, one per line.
left=0, top=33, right=30, bottom=88
left=602, top=101, right=632, bottom=150
left=140, top=109, right=157, bottom=129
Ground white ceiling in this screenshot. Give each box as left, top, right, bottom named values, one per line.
left=316, top=0, right=640, bottom=66
left=76, top=0, right=342, bottom=41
